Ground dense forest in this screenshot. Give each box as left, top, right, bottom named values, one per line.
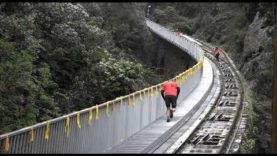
left=0, top=3, right=179, bottom=135
left=0, top=2, right=274, bottom=154
left=148, top=2, right=273, bottom=153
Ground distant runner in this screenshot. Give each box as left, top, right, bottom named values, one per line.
left=176, top=29, right=181, bottom=36
left=214, top=47, right=220, bottom=62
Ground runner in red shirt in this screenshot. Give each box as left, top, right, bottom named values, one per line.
left=214, top=47, right=220, bottom=62
left=160, top=79, right=180, bottom=122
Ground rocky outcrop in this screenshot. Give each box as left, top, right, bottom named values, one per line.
left=192, top=5, right=273, bottom=153
left=239, top=11, right=273, bottom=153
left=151, top=3, right=273, bottom=153
left=240, top=12, right=273, bottom=98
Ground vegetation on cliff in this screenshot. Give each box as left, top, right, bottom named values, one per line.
left=0, top=3, right=170, bottom=134
left=150, top=2, right=273, bottom=153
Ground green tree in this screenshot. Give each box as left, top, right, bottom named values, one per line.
left=0, top=40, right=59, bottom=134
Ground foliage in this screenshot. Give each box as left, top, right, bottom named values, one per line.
left=239, top=77, right=257, bottom=153
left=152, top=2, right=273, bottom=153
left=0, top=39, right=59, bottom=134
left=0, top=2, right=169, bottom=134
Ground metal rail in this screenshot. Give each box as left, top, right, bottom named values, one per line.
left=176, top=40, right=245, bottom=154
left=0, top=19, right=204, bottom=153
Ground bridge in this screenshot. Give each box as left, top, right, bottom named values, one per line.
left=0, top=19, right=247, bottom=154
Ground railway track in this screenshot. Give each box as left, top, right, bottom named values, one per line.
left=140, top=40, right=247, bottom=154
left=175, top=41, right=246, bottom=154
left=0, top=19, right=248, bottom=154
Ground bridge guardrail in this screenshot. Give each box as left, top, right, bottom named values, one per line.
left=0, top=19, right=204, bottom=153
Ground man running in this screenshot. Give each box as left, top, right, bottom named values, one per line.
left=160, top=79, right=180, bottom=122
left=214, top=47, right=220, bottom=62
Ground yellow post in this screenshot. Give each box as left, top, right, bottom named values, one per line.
left=106, top=102, right=110, bottom=117
left=95, top=105, right=99, bottom=120
left=76, top=112, right=82, bottom=129
left=65, top=116, right=70, bottom=136
left=132, top=94, right=136, bottom=106
left=45, top=121, right=50, bottom=140
left=88, top=109, right=93, bottom=126
left=2, top=136, right=9, bottom=152
left=28, top=127, right=34, bottom=142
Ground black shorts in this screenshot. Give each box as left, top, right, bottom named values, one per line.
left=215, top=53, right=219, bottom=59
left=164, top=95, right=177, bottom=109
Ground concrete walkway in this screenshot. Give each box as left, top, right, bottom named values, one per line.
left=107, top=57, right=214, bottom=153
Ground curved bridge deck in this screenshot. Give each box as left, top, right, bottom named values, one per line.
left=108, top=57, right=215, bottom=153
left=0, top=19, right=245, bottom=154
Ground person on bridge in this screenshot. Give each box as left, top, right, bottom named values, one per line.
left=176, top=29, right=181, bottom=36
left=160, top=79, right=180, bottom=122
left=214, top=47, right=220, bottom=62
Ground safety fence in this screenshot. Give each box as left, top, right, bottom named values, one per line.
left=145, top=19, right=202, bottom=62
left=0, top=19, right=204, bottom=153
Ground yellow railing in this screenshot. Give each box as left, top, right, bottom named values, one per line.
left=0, top=23, right=205, bottom=154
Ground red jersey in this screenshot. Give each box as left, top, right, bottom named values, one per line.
left=161, top=81, right=179, bottom=96
left=215, top=48, right=220, bottom=55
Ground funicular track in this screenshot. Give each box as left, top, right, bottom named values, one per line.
left=174, top=40, right=245, bottom=154
left=130, top=38, right=246, bottom=154
left=136, top=37, right=246, bottom=153
left=0, top=19, right=247, bottom=154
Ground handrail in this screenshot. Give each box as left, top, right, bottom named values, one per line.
left=0, top=19, right=204, bottom=153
